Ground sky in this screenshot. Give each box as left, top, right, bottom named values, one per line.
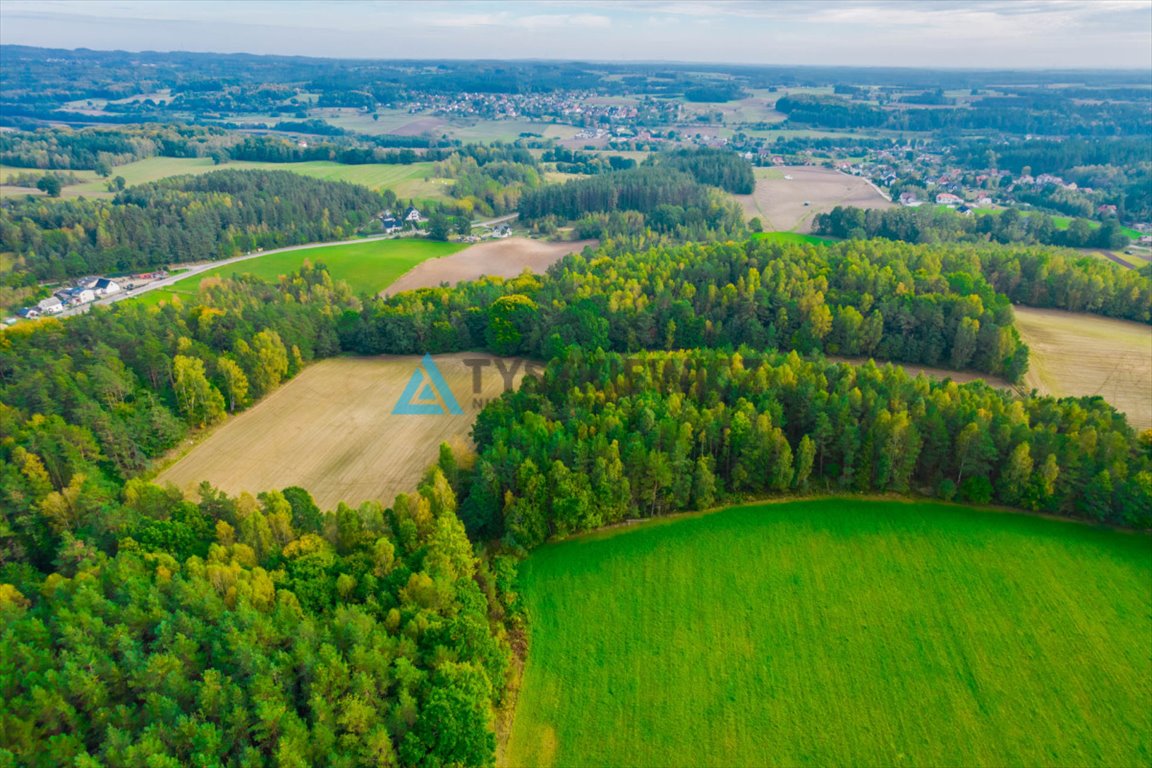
left=1, top=0, right=1150, bottom=70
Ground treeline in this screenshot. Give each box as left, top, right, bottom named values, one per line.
left=462, top=349, right=1151, bottom=549
left=0, top=265, right=352, bottom=487
left=775, top=94, right=1152, bottom=137
left=517, top=151, right=753, bottom=243
left=0, top=170, right=383, bottom=280
left=0, top=124, right=231, bottom=170
left=519, top=149, right=755, bottom=220
left=812, top=208, right=1151, bottom=322
left=656, top=147, right=755, bottom=194
left=435, top=155, right=542, bottom=217
left=342, top=239, right=1031, bottom=381
left=540, top=146, right=636, bottom=175
left=814, top=205, right=1130, bottom=250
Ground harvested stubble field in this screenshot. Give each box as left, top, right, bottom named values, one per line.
left=734, top=165, right=895, bottom=232
left=506, top=498, right=1152, bottom=768
left=383, top=237, right=597, bottom=295
left=1014, top=306, right=1152, bottom=430
left=157, top=354, right=535, bottom=510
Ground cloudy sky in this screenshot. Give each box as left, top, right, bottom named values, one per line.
left=2, top=0, right=1150, bottom=69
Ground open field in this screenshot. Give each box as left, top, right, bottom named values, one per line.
left=2, top=158, right=447, bottom=200
left=1014, top=306, right=1152, bottom=430
left=157, top=354, right=536, bottom=510
left=136, top=238, right=464, bottom=306
left=506, top=498, right=1152, bottom=768
left=383, top=237, right=597, bottom=295
left=733, top=165, right=895, bottom=232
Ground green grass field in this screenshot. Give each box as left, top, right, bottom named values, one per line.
left=134, top=238, right=464, bottom=306
left=2, top=158, right=448, bottom=200
left=507, top=499, right=1152, bottom=768
left=754, top=231, right=836, bottom=246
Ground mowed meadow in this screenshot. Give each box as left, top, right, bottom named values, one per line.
left=506, top=499, right=1152, bottom=768
left=157, top=354, right=537, bottom=510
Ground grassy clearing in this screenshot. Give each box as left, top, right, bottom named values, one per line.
left=753, top=231, right=835, bottom=246
left=507, top=498, right=1152, bottom=768
left=1013, top=306, right=1152, bottom=430
left=135, top=238, right=463, bottom=306
left=157, top=354, right=533, bottom=511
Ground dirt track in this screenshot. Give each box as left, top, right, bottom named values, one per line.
left=383, top=237, right=597, bottom=295
left=734, top=166, right=895, bottom=232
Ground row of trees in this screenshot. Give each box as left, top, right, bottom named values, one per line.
left=813, top=205, right=1131, bottom=251
left=0, top=170, right=384, bottom=280
left=462, top=349, right=1151, bottom=550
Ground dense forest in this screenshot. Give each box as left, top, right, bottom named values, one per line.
left=775, top=93, right=1152, bottom=137
left=343, top=239, right=1041, bottom=380
left=813, top=204, right=1131, bottom=250
left=463, top=348, right=1152, bottom=549
left=516, top=151, right=753, bottom=242
left=0, top=170, right=385, bottom=281
left=811, top=210, right=1151, bottom=322
left=0, top=266, right=509, bottom=766
left=4, top=228, right=1151, bottom=764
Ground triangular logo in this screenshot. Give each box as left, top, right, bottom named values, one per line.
left=393, top=354, right=464, bottom=415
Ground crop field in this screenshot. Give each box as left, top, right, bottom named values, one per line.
left=1, top=158, right=447, bottom=199
left=156, top=354, right=536, bottom=510
left=505, top=499, right=1152, bottom=768
left=383, top=237, right=597, bottom=295
left=1014, top=306, right=1152, bottom=430
left=137, top=238, right=464, bottom=306
left=733, top=165, right=895, bottom=232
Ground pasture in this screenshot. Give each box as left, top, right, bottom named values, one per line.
left=137, top=238, right=464, bottom=306
left=506, top=498, right=1152, bottom=768
left=383, top=237, right=597, bottom=295
left=733, top=165, right=895, bottom=232
left=1014, top=306, right=1152, bottom=430
left=156, top=354, right=536, bottom=511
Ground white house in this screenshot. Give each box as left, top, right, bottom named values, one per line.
left=403, top=206, right=422, bottom=223
left=94, top=278, right=122, bottom=296
left=936, top=193, right=964, bottom=206
left=37, top=297, right=64, bottom=315
left=62, top=287, right=96, bottom=306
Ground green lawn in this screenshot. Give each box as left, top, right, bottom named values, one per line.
left=507, top=499, right=1152, bottom=768
left=753, top=231, right=835, bottom=246
left=134, top=238, right=464, bottom=306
